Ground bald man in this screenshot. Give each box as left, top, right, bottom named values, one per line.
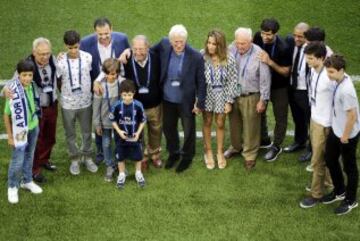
left=224, top=27, right=271, bottom=170
left=284, top=22, right=311, bottom=154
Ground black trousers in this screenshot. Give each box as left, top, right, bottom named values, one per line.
left=325, top=129, right=359, bottom=202
left=162, top=100, right=196, bottom=160
left=261, top=87, right=288, bottom=147
left=288, top=89, right=310, bottom=145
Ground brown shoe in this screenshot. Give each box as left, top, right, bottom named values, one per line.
left=244, top=160, right=255, bottom=170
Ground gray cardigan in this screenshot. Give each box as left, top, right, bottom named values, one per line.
left=92, top=81, right=120, bottom=129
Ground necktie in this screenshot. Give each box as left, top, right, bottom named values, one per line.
left=291, top=46, right=301, bottom=89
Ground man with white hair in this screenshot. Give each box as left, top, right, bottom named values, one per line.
left=152, top=24, right=206, bottom=173
left=224, top=27, right=271, bottom=170
left=27, top=37, right=59, bottom=182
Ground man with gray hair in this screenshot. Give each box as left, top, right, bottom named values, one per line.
left=152, top=24, right=206, bottom=173
left=27, top=37, right=59, bottom=182
left=122, top=35, right=163, bottom=169
left=224, top=27, right=271, bottom=170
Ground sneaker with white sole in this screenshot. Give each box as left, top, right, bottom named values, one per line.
left=299, top=197, right=320, bottom=208
left=116, top=173, right=126, bottom=189
left=306, top=164, right=313, bottom=172
left=334, top=199, right=358, bottom=215
left=321, top=191, right=345, bottom=204
left=8, top=187, right=19, bottom=204
left=135, top=172, right=146, bottom=188
left=70, top=160, right=80, bottom=175
left=84, top=157, right=98, bottom=173
left=104, top=166, right=114, bottom=182
left=20, top=181, right=43, bottom=194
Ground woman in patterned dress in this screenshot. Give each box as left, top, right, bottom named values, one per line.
left=202, top=29, right=238, bottom=169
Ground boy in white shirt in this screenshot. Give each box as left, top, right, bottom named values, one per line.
left=57, top=30, right=97, bottom=175
left=322, top=55, right=360, bottom=215
left=299, top=42, right=334, bottom=208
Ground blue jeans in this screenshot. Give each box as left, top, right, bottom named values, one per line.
left=8, top=126, right=39, bottom=188
left=102, top=128, right=114, bottom=167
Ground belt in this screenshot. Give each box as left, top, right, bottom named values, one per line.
left=240, top=92, right=260, bottom=97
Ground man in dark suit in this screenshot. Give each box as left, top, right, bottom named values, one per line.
left=152, top=24, right=206, bottom=173
left=80, top=17, right=130, bottom=163
left=284, top=23, right=311, bottom=154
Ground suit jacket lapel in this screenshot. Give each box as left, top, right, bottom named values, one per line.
left=180, top=46, right=191, bottom=82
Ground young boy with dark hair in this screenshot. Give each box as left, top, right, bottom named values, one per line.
left=110, top=79, right=146, bottom=188
left=4, top=59, right=43, bottom=204
left=322, top=55, right=360, bottom=215
left=299, top=41, right=335, bottom=208
left=57, top=30, right=97, bottom=175
left=93, top=58, right=123, bottom=182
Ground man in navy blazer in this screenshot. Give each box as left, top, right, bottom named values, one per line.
left=152, top=24, right=206, bottom=173
left=80, top=17, right=130, bottom=164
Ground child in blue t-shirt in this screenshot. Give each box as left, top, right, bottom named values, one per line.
left=110, top=79, right=146, bottom=188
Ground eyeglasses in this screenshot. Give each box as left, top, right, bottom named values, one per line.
left=42, top=69, right=50, bottom=82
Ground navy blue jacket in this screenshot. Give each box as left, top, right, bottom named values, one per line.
left=80, top=32, right=130, bottom=81
left=152, top=38, right=206, bottom=115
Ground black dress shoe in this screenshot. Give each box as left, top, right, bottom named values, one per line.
left=33, top=173, right=47, bottom=183
left=284, top=142, right=306, bottom=153
left=165, top=154, right=180, bottom=169
left=176, top=159, right=192, bottom=173
left=299, top=151, right=312, bottom=162
left=43, top=162, right=57, bottom=171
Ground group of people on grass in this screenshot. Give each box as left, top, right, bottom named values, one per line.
left=3, top=17, right=359, bottom=216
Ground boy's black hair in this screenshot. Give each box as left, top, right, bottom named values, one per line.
left=17, top=59, right=35, bottom=74
left=93, top=17, right=112, bottom=29
left=260, top=18, right=280, bottom=34
left=119, top=79, right=136, bottom=94
left=304, top=27, right=326, bottom=42
left=304, top=41, right=327, bottom=59
left=324, top=54, right=346, bottom=70
left=64, top=30, right=80, bottom=45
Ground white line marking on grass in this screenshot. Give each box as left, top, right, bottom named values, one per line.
left=1, top=130, right=296, bottom=140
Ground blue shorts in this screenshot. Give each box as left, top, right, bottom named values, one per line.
left=115, top=144, right=143, bottom=162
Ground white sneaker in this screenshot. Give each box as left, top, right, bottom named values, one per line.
left=84, top=157, right=98, bottom=173
left=70, top=160, right=80, bottom=175
left=135, top=172, right=146, bottom=188
left=117, top=173, right=126, bottom=189
left=20, top=181, right=43, bottom=194
left=8, top=187, right=19, bottom=204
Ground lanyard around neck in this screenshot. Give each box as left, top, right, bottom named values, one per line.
left=66, top=55, right=82, bottom=87
left=132, top=55, right=151, bottom=88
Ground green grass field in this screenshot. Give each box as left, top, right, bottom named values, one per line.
left=1, top=1, right=360, bottom=241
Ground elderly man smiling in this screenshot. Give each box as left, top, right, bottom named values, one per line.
left=224, top=27, right=271, bottom=170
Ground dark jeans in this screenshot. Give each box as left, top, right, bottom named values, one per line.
left=261, top=87, right=288, bottom=147
left=325, top=129, right=359, bottom=202
left=162, top=100, right=196, bottom=160
left=288, top=89, right=310, bottom=145
left=33, top=103, right=58, bottom=175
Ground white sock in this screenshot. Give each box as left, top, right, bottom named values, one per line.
left=135, top=170, right=142, bottom=177
left=119, top=172, right=125, bottom=178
